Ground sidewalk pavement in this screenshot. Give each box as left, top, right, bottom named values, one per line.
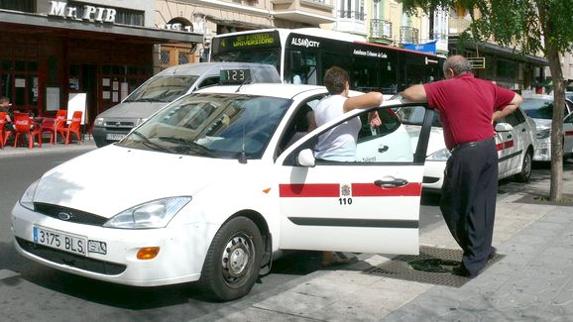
left=196, top=165, right=573, bottom=321
left=0, top=138, right=96, bottom=158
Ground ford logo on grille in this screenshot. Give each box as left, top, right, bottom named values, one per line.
left=58, top=212, right=72, bottom=221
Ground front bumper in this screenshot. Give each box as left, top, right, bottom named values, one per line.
left=92, top=126, right=132, bottom=148
left=11, top=202, right=210, bottom=287
left=533, top=140, right=550, bottom=161
left=422, top=160, right=446, bottom=191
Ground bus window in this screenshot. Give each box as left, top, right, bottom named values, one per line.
left=286, top=50, right=318, bottom=85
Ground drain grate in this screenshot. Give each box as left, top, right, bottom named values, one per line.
left=366, top=246, right=504, bottom=287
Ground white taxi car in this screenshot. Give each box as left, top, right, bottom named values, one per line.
left=519, top=95, right=573, bottom=161
left=395, top=106, right=537, bottom=191
left=12, top=84, right=435, bottom=301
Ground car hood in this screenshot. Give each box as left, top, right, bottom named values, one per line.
left=531, top=118, right=552, bottom=130
left=33, top=145, right=243, bottom=218
left=96, top=102, right=168, bottom=120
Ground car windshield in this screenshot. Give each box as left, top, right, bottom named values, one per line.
left=124, top=75, right=199, bottom=103
left=118, top=93, right=292, bottom=159
left=521, top=98, right=559, bottom=120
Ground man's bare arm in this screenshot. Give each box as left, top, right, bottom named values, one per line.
left=492, top=93, right=523, bottom=123
left=401, top=85, right=427, bottom=102
left=343, top=92, right=383, bottom=112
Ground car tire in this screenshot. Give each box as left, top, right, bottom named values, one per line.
left=516, top=149, right=533, bottom=182
left=199, top=216, right=263, bottom=301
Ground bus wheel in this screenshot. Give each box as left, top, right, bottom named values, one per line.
left=199, top=217, right=263, bottom=301
left=516, top=149, right=533, bottom=182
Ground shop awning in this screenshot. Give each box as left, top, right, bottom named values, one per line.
left=449, top=37, right=548, bottom=66
left=0, top=10, right=203, bottom=43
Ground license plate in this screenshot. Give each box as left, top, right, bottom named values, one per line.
left=33, top=226, right=87, bottom=256
left=106, top=133, right=126, bottom=141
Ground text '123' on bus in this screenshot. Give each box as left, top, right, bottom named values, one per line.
left=210, top=28, right=445, bottom=94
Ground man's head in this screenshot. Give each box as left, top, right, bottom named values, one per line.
left=324, top=66, right=349, bottom=95
left=443, top=55, right=472, bottom=79
left=0, top=97, right=11, bottom=108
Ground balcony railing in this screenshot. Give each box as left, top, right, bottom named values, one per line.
left=400, top=26, right=419, bottom=44
left=338, top=10, right=365, bottom=21
left=449, top=17, right=471, bottom=35
left=370, top=19, right=392, bottom=40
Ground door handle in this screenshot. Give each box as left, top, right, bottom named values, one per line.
left=374, top=178, right=409, bottom=187
left=507, top=134, right=512, bottom=139
left=378, top=145, right=389, bottom=153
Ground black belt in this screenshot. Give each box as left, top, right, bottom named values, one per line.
left=450, top=137, right=494, bottom=153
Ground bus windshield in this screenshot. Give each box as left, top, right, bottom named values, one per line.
left=211, top=31, right=281, bottom=72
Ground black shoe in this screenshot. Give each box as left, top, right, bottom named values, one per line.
left=452, top=264, right=477, bottom=278
left=488, top=247, right=497, bottom=260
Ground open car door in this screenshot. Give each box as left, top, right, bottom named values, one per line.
left=275, top=102, right=434, bottom=255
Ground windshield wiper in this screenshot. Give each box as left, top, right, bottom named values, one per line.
left=158, top=137, right=215, bottom=156
left=131, top=131, right=173, bottom=153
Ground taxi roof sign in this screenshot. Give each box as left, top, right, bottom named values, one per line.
left=220, top=68, right=252, bottom=85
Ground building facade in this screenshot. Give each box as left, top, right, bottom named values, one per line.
left=0, top=0, right=202, bottom=124
left=448, top=6, right=547, bottom=91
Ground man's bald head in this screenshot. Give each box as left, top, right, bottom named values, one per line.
left=443, top=55, right=472, bottom=78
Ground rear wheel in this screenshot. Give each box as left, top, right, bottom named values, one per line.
left=516, top=149, right=533, bottom=182
left=199, top=216, right=263, bottom=301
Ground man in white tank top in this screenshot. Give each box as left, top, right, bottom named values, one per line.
left=312, top=66, right=384, bottom=161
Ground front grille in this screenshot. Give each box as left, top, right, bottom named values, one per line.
left=105, top=121, right=134, bottom=128
left=34, top=202, right=108, bottom=226
left=16, top=237, right=126, bottom=275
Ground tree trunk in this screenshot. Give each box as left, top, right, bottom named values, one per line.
left=546, top=46, right=564, bottom=201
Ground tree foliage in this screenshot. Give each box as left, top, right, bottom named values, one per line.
left=401, top=0, right=573, bottom=200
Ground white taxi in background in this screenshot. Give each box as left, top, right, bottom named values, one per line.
left=395, top=106, right=537, bottom=191
left=519, top=95, right=573, bottom=161
left=12, top=83, right=435, bottom=301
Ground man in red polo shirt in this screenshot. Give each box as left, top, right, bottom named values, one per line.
left=402, top=55, right=522, bottom=278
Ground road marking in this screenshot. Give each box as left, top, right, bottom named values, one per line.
left=0, top=269, right=20, bottom=280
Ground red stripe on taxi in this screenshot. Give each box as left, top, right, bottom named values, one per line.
left=279, top=184, right=339, bottom=197
left=565, top=131, right=573, bottom=136
left=279, top=183, right=421, bottom=197
left=496, top=140, right=514, bottom=151
left=352, top=183, right=421, bottom=197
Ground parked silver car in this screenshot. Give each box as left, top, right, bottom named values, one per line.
left=93, top=62, right=281, bottom=147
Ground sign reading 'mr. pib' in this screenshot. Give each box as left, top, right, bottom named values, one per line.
left=49, top=1, right=117, bottom=23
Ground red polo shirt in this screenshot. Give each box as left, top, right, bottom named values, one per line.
left=423, top=73, right=516, bottom=150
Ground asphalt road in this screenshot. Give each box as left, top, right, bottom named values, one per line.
left=1, top=150, right=541, bottom=321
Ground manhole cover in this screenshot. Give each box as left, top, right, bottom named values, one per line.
left=366, top=246, right=504, bottom=287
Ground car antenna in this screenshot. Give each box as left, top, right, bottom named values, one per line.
left=235, top=78, right=251, bottom=93
left=238, top=123, right=247, bottom=164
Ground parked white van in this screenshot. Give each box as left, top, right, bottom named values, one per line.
left=92, top=62, right=281, bottom=147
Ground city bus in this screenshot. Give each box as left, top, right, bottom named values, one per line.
left=210, top=28, right=445, bottom=94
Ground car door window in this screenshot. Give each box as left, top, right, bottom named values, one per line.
left=282, top=104, right=432, bottom=165
left=277, top=95, right=326, bottom=153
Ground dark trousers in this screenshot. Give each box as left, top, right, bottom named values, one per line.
left=440, top=138, right=497, bottom=276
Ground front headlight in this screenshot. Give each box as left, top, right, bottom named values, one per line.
left=103, top=196, right=191, bottom=229
left=19, top=180, right=40, bottom=211
left=95, top=117, right=105, bottom=127
left=536, top=128, right=550, bottom=140
left=427, top=148, right=451, bottom=161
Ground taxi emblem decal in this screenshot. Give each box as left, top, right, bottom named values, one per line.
left=340, top=184, right=351, bottom=197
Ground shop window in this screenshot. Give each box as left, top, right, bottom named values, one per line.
left=161, top=50, right=170, bottom=65
left=0, top=0, right=35, bottom=12
left=179, top=52, right=189, bottom=65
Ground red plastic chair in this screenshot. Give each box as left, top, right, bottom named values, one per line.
left=63, top=111, right=83, bottom=144
left=54, top=109, right=68, bottom=143
left=0, top=112, right=13, bottom=148
left=13, top=113, right=42, bottom=149
left=40, top=118, right=56, bottom=144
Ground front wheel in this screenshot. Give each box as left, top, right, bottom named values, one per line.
left=515, top=149, right=533, bottom=182
left=199, top=217, right=263, bottom=301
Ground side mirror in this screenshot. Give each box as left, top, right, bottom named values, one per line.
left=297, top=149, right=315, bottom=167
left=495, top=122, right=513, bottom=132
